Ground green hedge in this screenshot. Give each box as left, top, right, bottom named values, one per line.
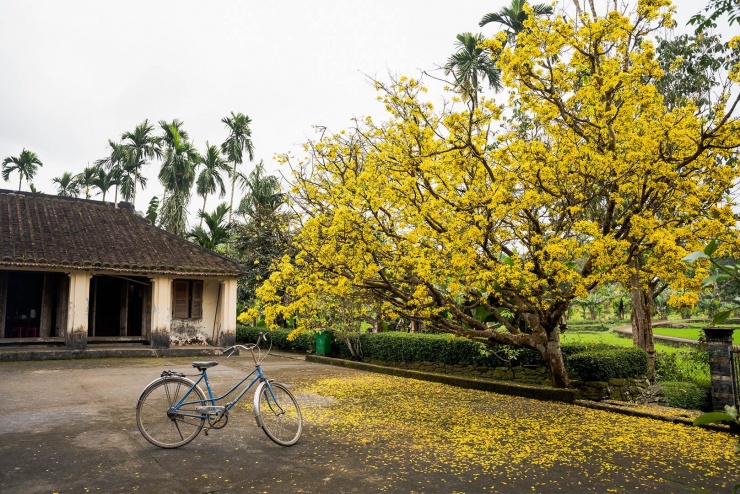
left=564, top=322, right=611, bottom=332
left=237, top=326, right=646, bottom=380
left=566, top=347, right=648, bottom=381
left=660, top=381, right=711, bottom=410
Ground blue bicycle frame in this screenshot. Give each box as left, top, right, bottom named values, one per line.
left=169, top=361, right=283, bottom=419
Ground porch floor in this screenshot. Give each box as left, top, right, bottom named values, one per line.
left=0, top=343, right=223, bottom=362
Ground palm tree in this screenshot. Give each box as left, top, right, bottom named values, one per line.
left=236, top=161, right=284, bottom=220
left=188, top=203, right=231, bottom=250
left=158, top=124, right=199, bottom=236
left=221, top=112, right=254, bottom=225
left=2, top=149, right=43, bottom=191
left=94, top=140, right=128, bottom=203
left=444, top=32, right=502, bottom=108
left=52, top=172, right=80, bottom=197
left=90, top=167, right=119, bottom=202
left=479, top=0, right=553, bottom=44
left=121, top=120, right=160, bottom=207
left=76, top=166, right=98, bottom=199
left=196, top=143, right=230, bottom=227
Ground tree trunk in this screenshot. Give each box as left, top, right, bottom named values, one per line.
left=630, top=260, right=656, bottom=381
left=537, top=329, right=570, bottom=388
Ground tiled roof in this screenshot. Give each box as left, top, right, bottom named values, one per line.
left=0, top=190, right=245, bottom=277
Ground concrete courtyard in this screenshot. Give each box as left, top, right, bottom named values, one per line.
left=0, top=353, right=737, bottom=493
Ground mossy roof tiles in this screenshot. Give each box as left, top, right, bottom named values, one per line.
left=0, top=190, right=245, bottom=277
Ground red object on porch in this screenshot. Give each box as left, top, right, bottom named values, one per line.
left=23, top=327, right=38, bottom=337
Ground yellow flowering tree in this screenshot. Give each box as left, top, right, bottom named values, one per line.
left=259, top=0, right=740, bottom=388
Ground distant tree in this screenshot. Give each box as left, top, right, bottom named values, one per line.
left=158, top=123, right=199, bottom=236
left=2, top=148, right=43, bottom=191
left=145, top=196, right=159, bottom=225
left=234, top=164, right=291, bottom=305
left=76, top=166, right=98, bottom=199
left=689, top=0, right=740, bottom=32
left=189, top=203, right=231, bottom=250
left=196, top=143, right=230, bottom=228
left=236, top=161, right=284, bottom=219
left=121, top=120, right=160, bottom=207
left=90, top=167, right=119, bottom=202
left=444, top=32, right=501, bottom=108
left=221, top=112, right=254, bottom=226
left=52, top=172, right=80, bottom=197
left=479, top=0, right=553, bottom=44
left=94, top=140, right=128, bottom=203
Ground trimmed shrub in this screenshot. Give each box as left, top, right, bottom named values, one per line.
left=564, top=322, right=611, bottom=332
left=567, top=347, right=648, bottom=381
left=236, top=326, right=315, bottom=353
left=660, top=381, right=711, bottom=410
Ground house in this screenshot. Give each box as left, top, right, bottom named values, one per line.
left=0, top=189, right=245, bottom=350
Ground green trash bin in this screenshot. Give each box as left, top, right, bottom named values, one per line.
left=315, top=331, right=334, bottom=356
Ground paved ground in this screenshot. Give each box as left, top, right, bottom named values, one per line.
left=0, top=353, right=737, bottom=493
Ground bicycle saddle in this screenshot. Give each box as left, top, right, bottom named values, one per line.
left=192, top=361, right=218, bottom=371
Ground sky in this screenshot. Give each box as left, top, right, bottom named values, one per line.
left=0, top=0, right=729, bottom=220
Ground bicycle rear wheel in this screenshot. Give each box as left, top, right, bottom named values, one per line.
left=136, top=376, right=206, bottom=448
left=254, top=381, right=302, bottom=446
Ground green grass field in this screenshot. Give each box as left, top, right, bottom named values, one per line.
left=652, top=326, right=740, bottom=344
left=560, top=331, right=688, bottom=353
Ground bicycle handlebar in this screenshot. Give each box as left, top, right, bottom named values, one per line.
left=222, top=332, right=269, bottom=359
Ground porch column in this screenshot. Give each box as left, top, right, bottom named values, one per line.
left=66, top=271, right=91, bottom=350
left=217, top=278, right=237, bottom=347
left=150, top=276, right=172, bottom=349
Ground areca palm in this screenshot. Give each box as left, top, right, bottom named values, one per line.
left=2, top=148, right=43, bottom=191
left=236, top=161, right=284, bottom=220
left=94, top=140, right=128, bottom=203
left=90, top=167, right=119, bottom=202
left=121, top=120, right=160, bottom=207
left=76, top=166, right=98, bottom=199
left=479, top=0, right=553, bottom=44
left=444, top=32, right=501, bottom=108
left=196, top=142, right=230, bottom=227
left=52, top=172, right=80, bottom=197
left=158, top=124, right=199, bottom=236
left=221, top=112, right=254, bottom=225
left=188, top=203, right=231, bottom=250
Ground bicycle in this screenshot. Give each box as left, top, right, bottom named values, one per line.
left=135, top=332, right=302, bottom=449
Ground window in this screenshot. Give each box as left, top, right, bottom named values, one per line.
left=172, top=280, right=203, bottom=319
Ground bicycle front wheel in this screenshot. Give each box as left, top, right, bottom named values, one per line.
left=254, top=381, right=302, bottom=446
left=136, top=376, right=206, bottom=448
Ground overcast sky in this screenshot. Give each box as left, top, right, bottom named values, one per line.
left=0, top=0, right=724, bottom=218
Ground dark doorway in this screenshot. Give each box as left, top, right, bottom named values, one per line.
left=4, top=272, right=43, bottom=338
left=89, top=275, right=150, bottom=338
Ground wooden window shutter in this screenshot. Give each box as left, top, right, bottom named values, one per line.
left=173, top=280, right=189, bottom=319
left=191, top=281, right=203, bottom=319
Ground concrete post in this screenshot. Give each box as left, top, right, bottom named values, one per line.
left=149, top=276, right=172, bottom=349
left=217, top=279, right=237, bottom=348
left=66, top=271, right=91, bottom=350
left=703, top=327, right=736, bottom=411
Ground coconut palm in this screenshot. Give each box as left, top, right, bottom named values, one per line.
left=2, top=148, right=43, bottom=191
left=444, top=32, right=502, bottom=107
left=158, top=124, right=199, bottom=236
left=120, top=120, right=160, bottom=207
left=479, top=0, right=553, bottom=44
left=196, top=143, right=230, bottom=227
left=221, top=112, right=254, bottom=225
left=52, top=172, right=81, bottom=197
